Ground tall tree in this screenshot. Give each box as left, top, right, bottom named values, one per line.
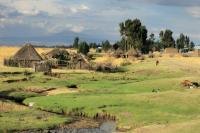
left=159, top=29, right=175, bottom=48
left=89, top=43, right=97, bottom=49
left=119, top=19, right=148, bottom=51
left=144, top=33, right=155, bottom=53
left=176, top=33, right=193, bottom=51
left=78, top=41, right=89, bottom=55
left=190, top=41, right=195, bottom=51
left=176, top=33, right=185, bottom=50
left=73, top=37, right=79, bottom=49
left=102, top=40, right=111, bottom=52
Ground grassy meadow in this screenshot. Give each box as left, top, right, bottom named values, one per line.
left=1, top=46, right=200, bottom=132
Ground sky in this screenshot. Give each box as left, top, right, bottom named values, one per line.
left=0, top=0, right=200, bottom=45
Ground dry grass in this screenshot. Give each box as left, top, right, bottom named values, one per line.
left=133, top=119, right=200, bottom=133
left=47, top=87, right=78, bottom=96
left=95, top=55, right=133, bottom=66
left=0, top=100, right=26, bottom=112
left=0, top=46, right=52, bottom=71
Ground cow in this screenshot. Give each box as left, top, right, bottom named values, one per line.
left=156, top=60, right=159, bottom=66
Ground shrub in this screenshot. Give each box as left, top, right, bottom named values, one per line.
left=67, top=84, right=78, bottom=88
left=148, top=52, right=154, bottom=58
left=95, top=62, right=119, bottom=73
left=182, top=53, right=191, bottom=57
left=120, top=60, right=131, bottom=66
left=113, top=49, right=124, bottom=58
left=138, top=55, right=145, bottom=60
left=127, top=49, right=141, bottom=58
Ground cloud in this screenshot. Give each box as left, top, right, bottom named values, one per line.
left=69, top=4, right=90, bottom=13
left=32, top=21, right=84, bottom=34
left=0, top=0, right=88, bottom=34
left=117, top=0, right=200, bottom=7
left=187, top=6, right=200, bottom=18
left=0, top=0, right=90, bottom=16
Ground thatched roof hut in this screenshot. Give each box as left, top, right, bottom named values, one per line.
left=13, top=44, right=42, bottom=61
left=45, top=48, right=70, bottom=59
left=4, top=43, right=42, bottom=68
left=44, top=48, right=90, bottom=69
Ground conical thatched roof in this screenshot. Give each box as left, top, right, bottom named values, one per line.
left=12, top=43, right=42, bottom=61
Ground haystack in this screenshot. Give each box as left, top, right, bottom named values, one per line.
left=4, top=43, right=42, bottom=67
left=164, top=48, right=178, bottom=54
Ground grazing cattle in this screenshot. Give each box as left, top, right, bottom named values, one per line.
left=192, top=82, right=199, bottom=88
left=181, top=80, right=193, bottom=87
left=156, top=60, right=159, bottom=66
left=181, top=80, right=199, bottom=88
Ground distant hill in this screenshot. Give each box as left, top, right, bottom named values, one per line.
left=0, top=31, right=118, bottom=46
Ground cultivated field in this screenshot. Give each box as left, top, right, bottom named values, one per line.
left=1, top=47, right=200, bottom=132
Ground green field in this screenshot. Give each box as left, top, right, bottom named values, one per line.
left=1, top=56, right=200, bottom=132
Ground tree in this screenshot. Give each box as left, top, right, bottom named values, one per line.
left=190, top=41, right=195, bottom=51
left=176, top=33, right=193, bottom=51
left=73, top=37, right=79, bottom=49
left=52, top=49, right=70, bottom=65
left=176, top=33, right=185, bottom=50
left=185, top=36, right=190, bottom=48
left=78, top=41, right=89, bottom=55
left=113, top=43, right=119, bottom=51
left=159, top=29, right=175, bottom=48
left=143, top=33, right=155, bottom=53
left=102, top=40, right=111, bottom=52
left=119, top=19, right=148, bottom=51
left=89, top=43, right=97, bottom=49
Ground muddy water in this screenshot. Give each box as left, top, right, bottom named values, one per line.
left=15, top=121, right=116, bottom=133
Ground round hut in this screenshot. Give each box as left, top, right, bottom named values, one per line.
left=4, top=43, right=43, bottom=68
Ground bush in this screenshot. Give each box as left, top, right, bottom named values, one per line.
left=138, top=55, right=145, bottom=60
left=67, top=84, right=78, bottom=88
left=120, top=60, right=131, bottom=66
left=148, top=52, right=154, bottom=58
left=182, top=53, right=191, bottom=57
left=113, top=49, right=124, bottom=58
left=95, top=63, right=119, bottom=73
left=127, top=49, right=141, bottom=58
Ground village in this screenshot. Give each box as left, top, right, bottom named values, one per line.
left=1, top=38, right=200, bottom=132
left=0, top=0, right=200, bottom=132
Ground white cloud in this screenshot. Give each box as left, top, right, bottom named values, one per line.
left=70, top=26, right=84, bottom=33
left=187, top=6, right=200, bottom=18
left=0, top=0, right=90, bottom=16
left=69, top=4, right=90, bottom=13
left=0, top=17, right=24, bottom=28
left=32, top=22, right=84, bottom=34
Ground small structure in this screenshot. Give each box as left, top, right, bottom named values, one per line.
left=44, top=48, right=70, bottom=67
left=69, top=53, right=90, bottom=69
left=96, top=47, right=102, bottom=53
left=191, top=49, right=200, bottom=57
left=34, top=61, right=52, bottom=73
left=44, top=48, right=90, bottom=69
left=180, top=47, right=189, bottom=53
left=4, top=43, right=43, bottom=67
left=164, top=48, right=178, bottom=54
